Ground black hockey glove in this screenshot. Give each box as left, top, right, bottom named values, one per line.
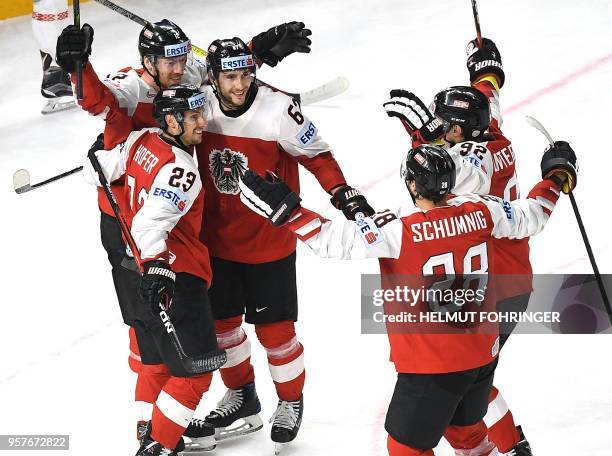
left=466, top=37, right=505, bottom=88
left=540, top=141, right=577, bottom=194
left=56, top=23, right=94, bottom=73
left=239, top=170, right=301, bottom=226
left=139, top=260, right=176, bottom=315
left=383, top=90, right=444, bottom=144
left=330, top=185, right=375, bottom=221
left=251, top=22, right=312, bottom=67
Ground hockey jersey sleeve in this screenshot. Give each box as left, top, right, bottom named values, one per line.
left=131, top=159, right=202, bottom=261
left=448, top=141, right=494, bottom=195
left=277, top=98, right=347, bottom=192
left=473, top=79, right=502, bottom=130
left=81, top=129, right=153, bottom=186
left=452, top=179, right=561, bottom=239
left=283, top=208, right=404, bottom=260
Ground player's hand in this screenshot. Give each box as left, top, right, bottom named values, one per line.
left=383, top=90, right=444, bottom=143
left=139, top=260, right=176, bottom=315
left=466, top=37, right=505, bottom=88
left=251, top=22, right=312, bottom=67
left=330, top=185, right=375, bottom=220
left=56, top=24, right=94, bottom=73
left=540, top=140, right=577, bottom=194
left=239, top=170, right=301, bottom=226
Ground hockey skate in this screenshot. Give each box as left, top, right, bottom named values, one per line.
left=505, top=426, right=533, bottom=456
left=204, top=382, right=263, bottom=441
left=136, top=424, right=185, bottom=456
left=181, top=418, right=216, bottom=453
left=137, top=421, right=149, bottom=441
left=40, top=52, right=76, bottom=115
left=270, top=395, right=303, bottom=455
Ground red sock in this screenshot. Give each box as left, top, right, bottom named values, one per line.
left=387, top=435, right=434, bottom=455
left=445, top=421, right=497, bottom=455
left=256, top=321, right=305, bottom=401
left=215, top=316, right=255, bottom=389
left=151, top=373, right=212, bottom=449
left=484, top=386, right=520, bottom=452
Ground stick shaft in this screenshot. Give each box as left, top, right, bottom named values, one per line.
left=73, top=0, right=83, bottom=99
left=470, top=0, right=483, bottom=48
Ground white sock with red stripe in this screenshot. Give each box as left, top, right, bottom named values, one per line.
left=32, top=0, right=69, bottom=60
left=256, top=321, right=305, bottom=401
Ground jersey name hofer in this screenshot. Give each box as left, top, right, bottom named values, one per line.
left=492, top=144, right=516, bottom=172
left=410, top=210, right=488, bottom=243
left=133, top=144, right=160, bottom=174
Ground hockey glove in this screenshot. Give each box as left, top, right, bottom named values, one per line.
left=139, top=260, right=176, bottom=315
left=383, top=90, right=444, bottom=144
left=540, top=140, right=577, bottom=194
left=466, top=37, right=505, bottom=88
left=330, top=185, right=375, bottom=220
left=251, top=22, right=312, bottom=67
left=56, top=24, right=94, bottom=73
left=239, top=170, right=301, bottom=226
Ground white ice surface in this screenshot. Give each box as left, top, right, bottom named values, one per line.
left=1, top=0, right=612, bottom=454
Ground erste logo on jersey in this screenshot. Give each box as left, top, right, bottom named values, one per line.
left=220, top=55, right=254, bottom=71
left=150, top=183, right=190, bottom=212
left=209, top=148, right=248, bottom=194
left=356, top=217, right=384, bottom=247
left=296, top=120, right=318, bottom=146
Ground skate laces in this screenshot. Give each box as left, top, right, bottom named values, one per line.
left=213, top=388, right=244, bottom=417
left=269, top=400, right=299, bottom=429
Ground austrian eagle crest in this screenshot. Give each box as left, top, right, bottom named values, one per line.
left=209, top=148, right=248, bottom=194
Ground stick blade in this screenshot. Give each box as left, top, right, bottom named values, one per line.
left=13, top=169, right=31, bottom=194
left=525, top=115, right=555, bottom=145
left=300, top=76, right=350, bottom=105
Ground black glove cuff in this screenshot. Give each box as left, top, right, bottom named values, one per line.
left=270, top=191, right=301, bottom=226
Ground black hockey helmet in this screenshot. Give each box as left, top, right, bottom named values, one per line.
left=206, top=37, right=256, bottom=79
left=431, top=86, right=491, bottom=140
left=401, top=144, right=456, bottom=202
left=138, top=19, right=191, bottom=62
left=153, top=84, right=206, bottom=130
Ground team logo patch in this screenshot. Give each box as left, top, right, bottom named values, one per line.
left=162, top=90, right=176, bottom=97
left=296, top=120, right=317, bottom=146
left=143, top=29, right=153, bottom=39
left=356, top=217, right=384, bottom=247
left=220, top=55, right=254, bottom=71
left=452, top=100, right=470, bottom=109
left=150, top=184, right=190, bottom=212
left=414, top=152, right=428, bottom=166
left=209, top=148, right=248, bottom=194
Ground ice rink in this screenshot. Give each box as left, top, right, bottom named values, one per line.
left=1, top=0, right=612, bottom=454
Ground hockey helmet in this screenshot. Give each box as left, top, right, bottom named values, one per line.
left=138, top=19, right=191, bottom=62
left=153, top=84, right=206, bottom=130
left=206, top=37, right=256, bottom=78
left=431, top=86, right=491, bottom=140
left=401, top=144, right=456, bottom=202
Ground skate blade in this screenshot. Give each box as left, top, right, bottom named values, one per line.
left=181, top=435, right=216, bottom=454
left=215, top=414, right=263, bottom=441
left=41, top=97, right=77, bottom=115
left=274, top=442, right=290, bottom=455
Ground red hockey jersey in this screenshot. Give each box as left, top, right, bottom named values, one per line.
left=280, top=179, right=560, bottom=373
left=83, top=128, right=211, bottom=283
left=196, top=85, right=347, bottom=263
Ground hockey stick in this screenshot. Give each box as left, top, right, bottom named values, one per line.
left=526, top=115, right=612, bottom=324
left=74, top=0, right=83, bottom=100
left=470, top=0, right=484, bottom=48
left=13, top=166, right=83, bottom=194
left=90, top=0, right=348, bottom=105
left=87, top=136, right=226, bottom=374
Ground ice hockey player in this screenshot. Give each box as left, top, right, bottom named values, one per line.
left=238, top=141, right=577, bottom=456
left=382, top=37, right=535, bottom=455
left=83, top=84, right=224, bottom=456
left=195, top=36, right=373, bottom=452
left=55, top=18, right=313, bottom=444
left=32, top=0, right=75, bottom=114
